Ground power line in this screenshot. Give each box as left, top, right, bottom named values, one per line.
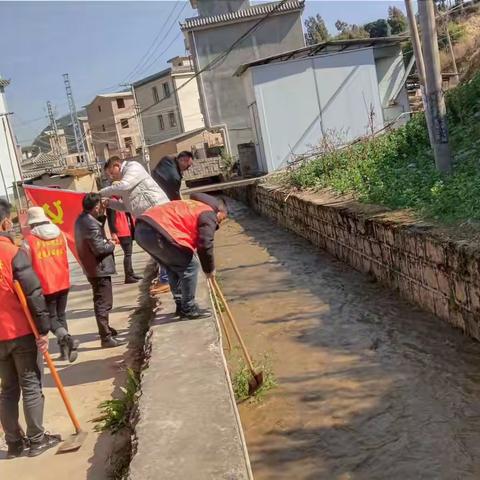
left=123, top=1, right=185, bottom=83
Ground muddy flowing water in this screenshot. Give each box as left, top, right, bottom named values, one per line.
left=216, top=200, right=480, bottom=480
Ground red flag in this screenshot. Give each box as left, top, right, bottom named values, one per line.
left=23, top=185, right=85, bottom=261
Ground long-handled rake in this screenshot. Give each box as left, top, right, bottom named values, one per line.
left=210, top=277, right=264, bottom=395
left=207, top=278, right=232, bottom=351
left=14, top=281, right=87, bottom=454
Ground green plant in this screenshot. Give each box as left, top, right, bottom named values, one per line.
left=220, top=149, right=235, bottom=173
left=231, top=352, right=277, bottom=403
left=93, top=368, right=139, bottom=433
left=280, top=69, right=480, bottom=228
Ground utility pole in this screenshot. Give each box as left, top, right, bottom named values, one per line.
left=405, top=0, right=434, bottom=146
left=2, top=116, right=22, bottom=207
left=418, top=0, right=452, bottom=173
left=46, top=101, right=65, bottom=167
left=63, top=73, right=87, bottom=165
left=442, top=9, right=460, bottom=84
left=121, top=82, right=149, bottom=172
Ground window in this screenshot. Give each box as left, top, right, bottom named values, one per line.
left=158, top=115, right=164, bottom=130
left=98, top=105, right=102, bottom=113
left=117, top=98, right=125, bottom=109
left=102, top=124, right=106, bottom=132
left=121, top=118, right=129, bottom=129
left=168, top=111, right=177, bottom=128
left=163, top=82, right=170, bottom=98
left=124, top=137, right=132, bottom=148
left=152, top=86, right=159, bottom=103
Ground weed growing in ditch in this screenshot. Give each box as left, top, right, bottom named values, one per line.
left=93, top=368, right=139, bottom=433
left=231, top=352, right=277, bottom=403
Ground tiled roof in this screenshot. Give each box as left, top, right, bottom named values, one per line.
left=180, top=0, right=304, bottom=31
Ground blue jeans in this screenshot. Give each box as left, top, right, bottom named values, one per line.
left=135, top=221, right=199, bottom=312
left=158, top=265, right=169, bottom=284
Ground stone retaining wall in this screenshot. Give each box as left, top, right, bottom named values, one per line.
left=231, top=183, right=480, bottom=341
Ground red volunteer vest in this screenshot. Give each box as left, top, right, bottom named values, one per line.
left=26, top=233, right=70, bottom=295
left=141, top=200, right=213, bottom=252
left=115, top=211, right=131, bottom=238
left=0, top=236, right=32, bottom=341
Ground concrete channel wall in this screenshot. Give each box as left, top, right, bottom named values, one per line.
left=231, top=183, right=480, bottom=341
left=129, top=276, right=253, bottom=479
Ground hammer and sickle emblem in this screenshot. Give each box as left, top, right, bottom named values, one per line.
left=42, top=200, right=64, bottom=225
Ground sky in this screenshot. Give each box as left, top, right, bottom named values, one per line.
left=0, top=0, right=412, bottom=146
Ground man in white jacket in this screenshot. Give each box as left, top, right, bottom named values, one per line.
left=101, top=156, right=171, bottom=293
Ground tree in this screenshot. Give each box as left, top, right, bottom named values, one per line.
left=304, top=14, right=330, bottom=45
left=335, top=20, right=369, bottom=40
left=387, top=6, right=407, bottom=34
left=364, top=18, right=390, bottom=38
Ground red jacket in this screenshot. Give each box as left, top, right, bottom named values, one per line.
left=0, top=235, right=50, bottom=340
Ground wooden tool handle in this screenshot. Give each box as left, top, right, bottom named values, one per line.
left=211, top=277, right=257, bottom=374
left=14, top=281, right=82, bottom=434
left=207, top=278, right=232, bottom=351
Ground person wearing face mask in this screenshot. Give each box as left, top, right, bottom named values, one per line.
left=100, top=156, right=171, bottom=294
left=151, top=151, right=194, bottom=202
left=22, top=206, right=78, bottom=363
left=74, top=193, right=121, bottom=349
left=0, top=199, right=61, bottom=458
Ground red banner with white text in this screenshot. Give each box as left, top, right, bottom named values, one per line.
left=23, top=185, right=85, bottom=262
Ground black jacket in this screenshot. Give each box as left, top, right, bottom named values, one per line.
left=152, top=155, right=182, bottom=201
left=0, top=233, right=50, bottom=335
left=74, top=212, right=116, bottom=278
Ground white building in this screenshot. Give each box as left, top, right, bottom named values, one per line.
left=132, top=56, right=205, bottom=148
left=0, top=76, right=22, bottom=199
left=235, top=38, right=410, bottom=173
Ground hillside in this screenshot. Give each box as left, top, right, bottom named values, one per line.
left=439, top=7, right=480, bottom=81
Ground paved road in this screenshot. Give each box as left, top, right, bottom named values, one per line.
left=0, top=246, right=148, bottom=479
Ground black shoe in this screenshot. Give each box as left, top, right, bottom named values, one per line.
left=57, top=341, right=67, bottom=361
left=110, top=327, right=118, bottom=337
left=132, top=274, right=143, bottom=280
left=101, top=336, right=124, bottom=348
left=28, top=433, right=61, bottom=457
left=174, top=304, right=182, bottom=318
left=125, top=277, right=139, bottom=284
left=65, top=335, right=79, bottom=363
left=7, top=439, right=26, bottom=459
left=180, top=306, right=211, bottom=320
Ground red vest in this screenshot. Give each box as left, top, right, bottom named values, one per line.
left=141, top=200, right=213, bottom=252
left=0, top=236, right=32, bottom=341
left=25, top=233, right=70, bottom=295
left=115, top=211, right=131, bottom=238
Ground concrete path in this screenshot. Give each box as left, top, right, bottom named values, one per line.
left=0, top=246, right=148, bottom=480
left=129, top=275, right=253, bottom=480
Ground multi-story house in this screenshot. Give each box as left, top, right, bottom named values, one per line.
left=181, top=0, right=305, bottom=158
left=86, top=92, right=142, bottom=163
left=132, top=56, right=204, bottom=148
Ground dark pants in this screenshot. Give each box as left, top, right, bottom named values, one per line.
left=0, top=334, right=44, bottom=444
left=119, top=236, right=135, bottom=279
left=45, top=289, right=69, bottom=341
left=87, top=277, right=113, bottom=340
left=135, top=221, right=199, bottom=312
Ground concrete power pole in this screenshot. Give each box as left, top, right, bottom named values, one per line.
left=405, top=0, right=434, bottom=147
left=418, top=0, right=452, bottom=173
